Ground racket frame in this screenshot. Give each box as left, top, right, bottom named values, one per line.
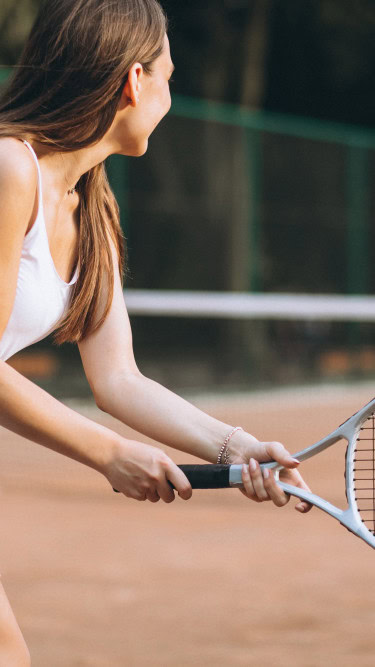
left=226, top=397, right=375, bottom=549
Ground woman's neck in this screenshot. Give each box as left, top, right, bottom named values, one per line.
left=26, top=135, right=115, bottom=200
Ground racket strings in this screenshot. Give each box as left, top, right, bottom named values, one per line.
left=353, top=414, right=375, bottom=535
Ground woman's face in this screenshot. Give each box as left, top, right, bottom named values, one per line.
left=115, top=34, right=174, bottom=156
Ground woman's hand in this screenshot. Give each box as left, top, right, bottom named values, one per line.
left=105, top=438, right=192, bottom=503
left=228, top=433, right=312, bottom=513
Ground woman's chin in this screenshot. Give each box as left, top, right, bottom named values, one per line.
left=135, top=140, right=149, bottom=156
left=127, top=139, right=149, bottom=157
left=116, top=139, right=149, bottom=158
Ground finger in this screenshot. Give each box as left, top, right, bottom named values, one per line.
left=248, top=458, right=270, bottom=501
left=166, top=465, right=192, bottom=501
left=262, top=468, right=290, bottom=507
left=263, top=442, right=300, bottom=469
left=113, top=486, right=147, bottom=501
left=133, top=491, right=147, bottom=502
left=295, top=502, right=311, bottom=513
left=280, top=468, right=313, bottom=513
left=293, top=473, right=313, bottom=513
left=241, top=463, right=261, bottom=501
left=156, top=479, right=176, bottom=503
left=146, top=490, right=161, bottom=503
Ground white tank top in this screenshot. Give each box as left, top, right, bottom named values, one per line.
left=0, top=140, right=78, bottom=361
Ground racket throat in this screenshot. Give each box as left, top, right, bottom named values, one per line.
left=339, top=509, right=375, bottom=548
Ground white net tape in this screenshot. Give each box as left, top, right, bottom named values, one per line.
left=125, top=290, right=375, bottom=321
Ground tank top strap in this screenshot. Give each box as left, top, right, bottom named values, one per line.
left=23, top=140, right=40, bottom=175
left=22, top=139, right=44, bottom=222
left=21, top=139, right=79, bottom=286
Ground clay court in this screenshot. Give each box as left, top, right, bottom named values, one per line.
left=1, top=383, right=374, bottom=666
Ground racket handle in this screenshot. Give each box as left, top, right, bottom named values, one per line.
left=177, top=464, right=231, bottom=489
left=112, top=464, right=232, bottom=494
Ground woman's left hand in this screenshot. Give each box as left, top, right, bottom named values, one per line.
left=229, top=436, right=312, bottom=513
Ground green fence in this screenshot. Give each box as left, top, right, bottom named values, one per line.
left=108, top=93, right=375, bottom=294
left=185, top=96, right=374, bottom=293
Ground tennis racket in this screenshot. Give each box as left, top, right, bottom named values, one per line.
left=177, top=397, right=375, bottom=550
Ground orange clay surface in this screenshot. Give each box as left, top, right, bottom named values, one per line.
left=0, top=383, right=375, bottom=666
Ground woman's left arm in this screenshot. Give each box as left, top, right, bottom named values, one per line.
left=79, top=265, right=311, bottom=511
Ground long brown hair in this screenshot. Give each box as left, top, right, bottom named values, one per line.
left=0, top=0, right=167, bottom=343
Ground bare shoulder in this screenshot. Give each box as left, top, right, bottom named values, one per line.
left=0, top=138, right=38, bottom=237
left=0, top=137, right=37, bottom=199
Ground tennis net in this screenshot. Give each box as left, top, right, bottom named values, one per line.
left=126, top=289, right=375, bottom=392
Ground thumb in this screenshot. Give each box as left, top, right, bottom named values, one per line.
left=265, top=441, right=300, bottom=469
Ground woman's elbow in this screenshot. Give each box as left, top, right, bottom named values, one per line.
left=92, top=369, right=143, bottom=413
left=94, top=390, right=110, bottom=413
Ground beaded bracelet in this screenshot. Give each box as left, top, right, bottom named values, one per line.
left=216, top=426, right=243, bottom=464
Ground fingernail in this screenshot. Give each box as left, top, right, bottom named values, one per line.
left=249, top=458, right=257, bottom=472
left=292, top=458, right=300, bottom=464
left=263, top=468, right=269, bottom=479
left=242, top=463, right=249, bottom=476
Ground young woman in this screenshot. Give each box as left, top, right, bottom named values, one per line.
left=0, top=0, right=311, bottom=663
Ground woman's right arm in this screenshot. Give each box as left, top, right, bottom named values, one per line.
left=0, top=360, right=193, bottom=501
left=0, top=141, right=191, bottom=503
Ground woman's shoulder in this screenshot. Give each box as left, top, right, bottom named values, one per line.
left=0, top=137, right=37, bottom=201
left=0, top=138, right=38, bottom=232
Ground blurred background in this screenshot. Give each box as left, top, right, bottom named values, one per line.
left=1, top=0, right=375, bottom=396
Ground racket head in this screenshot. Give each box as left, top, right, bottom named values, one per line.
left=346, top=404, right=375, bottom=545
left=263, top=396, right=375, bottom=549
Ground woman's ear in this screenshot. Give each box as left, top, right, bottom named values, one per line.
left=120, top=63, right=144, bottom=109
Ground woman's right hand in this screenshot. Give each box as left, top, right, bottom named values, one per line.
left=105, top=439, right=192, bottom=503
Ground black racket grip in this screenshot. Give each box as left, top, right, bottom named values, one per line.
left=112, top=464, right=231, bottom=493
left=178, top=464, right=231, bottom=489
